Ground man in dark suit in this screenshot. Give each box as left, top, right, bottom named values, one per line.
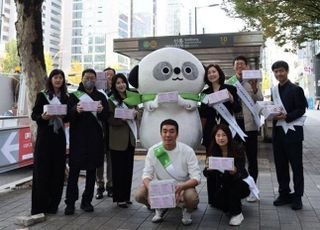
left=271, top=61, right=308, bottom=210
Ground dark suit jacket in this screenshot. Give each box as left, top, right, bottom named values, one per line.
left=272, top=80, right=307, bottom=142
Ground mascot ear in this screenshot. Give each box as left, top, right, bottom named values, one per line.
left=129, top=65, right=139, bottom=88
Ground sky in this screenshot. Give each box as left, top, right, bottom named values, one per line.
left=194, top=0, right=246, bottom=33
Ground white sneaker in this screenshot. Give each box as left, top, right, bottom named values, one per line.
left=246, top=193, right=258, bottom=202
left=229, top=213, right=244, bottom=226
left=181, top=208, right=192, bottom=225
left=152, top=209, right=166, bottom=223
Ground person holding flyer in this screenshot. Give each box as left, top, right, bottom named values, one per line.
left=203, top=124, right=256, bottom=226
left=31, top=69, right=69, bottom=215
left=134, top=119, right=201, bottom=226
left=271, top=61, right=308, bottom=210
left=64, top=69, right=108, bottom=215
left=229, top=55, right=263, bottom=202
left=108, top=73, right=139, bottom=208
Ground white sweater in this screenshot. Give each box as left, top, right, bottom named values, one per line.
left=142, top=141, right=201, bottom=183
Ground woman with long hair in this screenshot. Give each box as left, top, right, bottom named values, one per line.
left=108, top=73, right=138, bottom=208
left=31, top=69, right=69, bottom=215
left=203, top=124, right=250, bottom=226
left=199, top=64, right=241, bottom=205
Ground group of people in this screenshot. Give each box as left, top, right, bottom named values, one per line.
left=31, top=55, right=307, bottom=227
left=31, top=67, right=139, bottom=216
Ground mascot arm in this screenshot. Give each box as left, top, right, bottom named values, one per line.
left=177, top=95, right=197, bottom=111
left=144, top=95, right=159, bottom=112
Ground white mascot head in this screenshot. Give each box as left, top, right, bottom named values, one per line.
left=129, top=47, right=205, bottom=93
left=129, top=47, right=205, bottom=149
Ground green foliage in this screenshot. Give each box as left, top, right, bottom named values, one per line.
left=2, top=40, right=20, bottom=73
left=44, top=52, right=53, bottom=73
left=221, top=0, right=320, bottom=47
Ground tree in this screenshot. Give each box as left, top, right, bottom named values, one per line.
left=221, top=0, right=320, bottom=47
left=15, top=0, right=46, bottom=142
left=2, top=40, right=20, bottom=73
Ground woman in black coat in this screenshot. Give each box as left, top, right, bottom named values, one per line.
left=31, top=69, right=69, bottom=215
left=203, top=124, right=250, bottom=226
left=64, top=69, right=108, bottom=215
left=199, top=64, right=241, bottom=151
left=199, top=64, right=241, bottom=206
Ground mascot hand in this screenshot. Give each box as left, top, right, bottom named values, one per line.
left=178, top=96, right=196, bottom=111
left=145, top=95, right=159, bottom=112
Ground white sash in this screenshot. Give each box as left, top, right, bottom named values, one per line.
left=111, top=98, right=138, bottom=141
left=243, top=175, right=260, bottom=200
left=202, top=95, right=247, bottom=141
left=42, top=92, right=64, bottom=133
left=228, top=76, right=262, bottom=127
left=272, top=86, right=306, bottom=134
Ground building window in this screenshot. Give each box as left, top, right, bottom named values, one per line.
left=95, top=45, right=105, bottom=53
left=72, top=20, right=82, bottom=27
left=72, top=37, right=82, bottom=45
left=73, top=2, right=83, bottom=10
left=72, top=11, right=82, bottom=19
left=5, top=0, right=10, bottom=4
left=94, top=55, right=105, bottom=62
left=71, top=55, right=81, bottom=62
left=4, top=8, right=10, bottom=14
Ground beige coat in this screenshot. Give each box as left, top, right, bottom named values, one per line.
left=241, top=81, right=263, bottom=132
left=108, top=101, right=137, bottom=151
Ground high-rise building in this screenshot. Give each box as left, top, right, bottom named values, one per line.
left=62, top=0, right=131, bottom=74
left=42, top=0, right=63, bottom=67
left=0, top=0, right=17, bottom=56
left=0, top=0, right=63, bottom=69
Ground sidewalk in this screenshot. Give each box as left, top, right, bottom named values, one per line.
left=0, top=110, right=319, bottom=230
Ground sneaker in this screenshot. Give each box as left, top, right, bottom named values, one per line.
left=152, top=209, right=167, bottom=223
left=229, top=213, right=244, bottom=226
left=246, top=193, right=258, bottom=202
left=80, top=202, right=94, bottom=212
left=64, top=205, right=75, bottom=215
left=95, top=191, right=103, bottom=199
left=181, top=208, right=192, bottom=226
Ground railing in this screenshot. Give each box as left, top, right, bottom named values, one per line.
left=0, top=116, right=33, bottom=173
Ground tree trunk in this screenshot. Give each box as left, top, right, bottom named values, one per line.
left=15, top=0, right=46, bottom=142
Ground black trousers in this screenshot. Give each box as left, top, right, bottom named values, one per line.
left=273, top=130, right=304, bottom=197
left=65, top=167, right=96, bottom=205
left=244, top=131, right=258, bottom=182
left=31, top=152, right=65, bottom=215
left=212, top=174, right=250, bottom=215
left=110, top=145, right=134, bottom=203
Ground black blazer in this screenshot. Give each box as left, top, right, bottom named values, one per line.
left=272, top=80, right=307, bottom=141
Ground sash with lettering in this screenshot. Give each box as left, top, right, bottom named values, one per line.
left=41, top=90, right=64, bottom=133
left=154, top=144, right=188, bottom=181
left=72, top=90, right=103, bottom=128
left=272, top=85, right=306, bottom=134
left=110, top=94, right=138, bottom=140
left=201, top=93, right=247, bottom=141
left=227, top=76, right=262, bottom=127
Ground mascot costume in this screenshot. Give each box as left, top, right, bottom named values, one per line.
left=128, top=47, right=205, bottom=150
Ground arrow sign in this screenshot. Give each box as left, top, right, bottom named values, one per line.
left=1, top=131, right=18, bottom=164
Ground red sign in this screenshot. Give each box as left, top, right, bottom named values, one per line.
left=18, top=127, right=33, bottom=166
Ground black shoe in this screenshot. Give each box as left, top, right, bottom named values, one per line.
left=80, top=202, right=94, bottom=212
left=95, top=191, right=103, bottom=199
left=291, top=197, right=303, bottom=210
left=273, top=194, right=293, bottom=206
left=117, top=202, right=128, bottom=208
left=64, top=205, right=75, bottom=215
left=126, top=201, right=132, bottom=205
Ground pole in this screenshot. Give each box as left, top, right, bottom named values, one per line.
left=194, top=7, right=197, bottom=35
